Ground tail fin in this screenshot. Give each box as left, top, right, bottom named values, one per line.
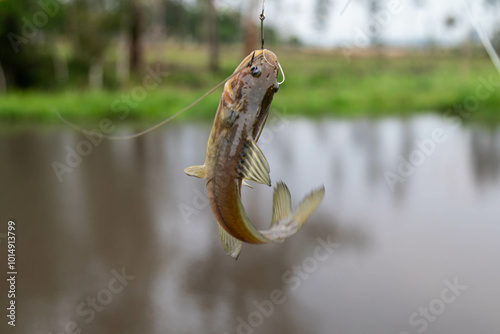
left=260, top=182, right=325, bottom=242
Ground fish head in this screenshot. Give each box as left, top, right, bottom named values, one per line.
left=231, top=48, right=280, bottom=96
left=222, top=49, right=281, bottom=138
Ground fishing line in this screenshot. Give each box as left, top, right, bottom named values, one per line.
left=259, top=1, right=285, bottom=85
left=461, top=0, right=500, bottom=74
left=260, top=0, right=266, bottom=49
left=56, top=65, right=247, bottom=141
left=58, top=0, right=281, bottom=141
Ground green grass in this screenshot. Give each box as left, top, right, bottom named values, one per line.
left=1, top=45, right=499, bottom=124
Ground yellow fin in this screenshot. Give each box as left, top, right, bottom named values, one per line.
left=184, top=165, right=206, bottom=179
left=217, top=223, right=242, bottom=260
left=238, top=138, right=271, bottom=186
left=260, top=183, right=325, bottom=242
left=242, top=180, right=254, bottom=189
left=270, top=181, right=292, bottom=228
left=292, top=186, right=325, bottom=226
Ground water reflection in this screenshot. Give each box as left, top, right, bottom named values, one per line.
left=0, top=115, right=499, bottom=334
left=471, top=127, right=500, bottom=187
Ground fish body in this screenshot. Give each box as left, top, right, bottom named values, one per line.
left=185, top=49, right=324, bottom=258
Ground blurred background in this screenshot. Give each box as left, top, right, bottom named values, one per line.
left=1, top=0, right=500, bottom=334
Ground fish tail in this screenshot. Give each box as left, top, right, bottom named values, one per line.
left=260, top=182, right=325, bottom=242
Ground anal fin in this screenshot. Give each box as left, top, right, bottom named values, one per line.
left=237, top=138, right=271, bottom=186
left=218, top=223, right=242, bottom=260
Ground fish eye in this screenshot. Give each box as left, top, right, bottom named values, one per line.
left=250, top=66, right=261, bottom=77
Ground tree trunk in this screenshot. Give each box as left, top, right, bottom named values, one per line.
left=52, top=38, right=69, bottom=85
left=89, top=59, right=103, bottom=90
left=243, top=16, right=258, bottom=55
left=460, top=29, right=473, bottom=76
left=242, top=0, right=259, bottom=56
left=0, top=61, right=6, bottom=94
left=207, top=0, right=219, bottom=72
left=129, top=1, right=143, bottom=75
left=117, top=34, right=130, bottom=84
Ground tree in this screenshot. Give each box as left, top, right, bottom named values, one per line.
left=367, top=0, right=383, bottom=46
left=412, top=0, right=426, bottom=7
left=0, top=61, right=6, bottom=94
left=165, top=0, right=202, bottom=41
left=444, top=15, right=457, bottom=30
left=314, top=0, right=333, bottom=31
left=240, top=0, right=280, bottom=54
left=207, top=0, right=219, bottom=72
left=356, top=0, right=384, bottom=46
left=65, top=0, right=123, bottom=88
left=242, top=0, right=259, bottom=55
left=128, top=0, right=144, bottom=75
left=484, top=0, right=500, bottom=52
left=484, top=0, right=500, bottom=10
left=0, top=0, right=60, bottom=89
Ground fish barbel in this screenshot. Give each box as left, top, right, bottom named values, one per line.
left=185, top=49, right=324, bottom=259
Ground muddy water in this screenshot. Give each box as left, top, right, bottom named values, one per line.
left=0, top=115, right=499, bottom=334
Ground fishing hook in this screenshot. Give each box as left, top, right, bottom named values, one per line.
left=277, top=61, right=286, bottom=85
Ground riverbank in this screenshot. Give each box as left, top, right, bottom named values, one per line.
left=1, top=46, right=498, bottom=124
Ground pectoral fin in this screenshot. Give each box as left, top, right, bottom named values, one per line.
left=238, top=138, right=271, bottom=186
left=242, top=180, right=254, bottom=189
left=218, top=223, right=242, bottom=260
left=184, top=165, right=206, bottom=179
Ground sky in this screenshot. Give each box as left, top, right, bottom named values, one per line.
left=216, top=0, right=499, bottom=47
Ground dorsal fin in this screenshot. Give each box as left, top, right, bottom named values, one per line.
left=237, top=138, right=271, bottom=186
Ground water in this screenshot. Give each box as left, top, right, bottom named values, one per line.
left=1, top=115, right=499, bottom=334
